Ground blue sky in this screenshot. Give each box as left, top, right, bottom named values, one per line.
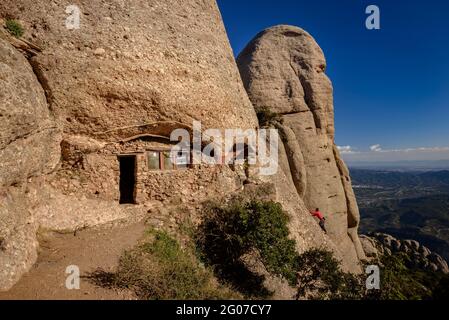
left=217, top=0, right=449, bottom=161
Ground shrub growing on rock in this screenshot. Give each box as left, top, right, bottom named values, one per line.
left=256, top=107, right=282, bottom=127
left=196, top=200, right=298, bottom=294
left=196, top=200, right=364, bottom=299
left=296, top=249, right=364, bottom=300
left=5, top=19, right=24, bottom=38
left=368, top=253, right=446, bottom=300
left=433, top=275, right=449, bottom=300
left=86, top=229, right=239, bottom=300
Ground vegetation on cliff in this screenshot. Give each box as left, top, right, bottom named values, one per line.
left=368, top=252, right=449, bottom=300
left=86, top=200, right=363, bottom=300
left=87, top=200, right=449, bottom=300
left=196, top=200, right=364, bottom=299
left=196, top=200, right=298, bottom=297
left=5, top=19, right=23, bottom=38
left=86, top=229, right=239, bottom=300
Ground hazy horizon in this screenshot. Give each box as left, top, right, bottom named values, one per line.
left=346, top=159, right=449, bottom=172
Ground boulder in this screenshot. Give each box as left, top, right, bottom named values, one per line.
left=362, top=233, right=449, bottom=274
left=360, top=235, right=380, bottom=259
left=404, top=239, right=420, bottom=251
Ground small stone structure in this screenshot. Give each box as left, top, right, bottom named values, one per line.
left=59, top=131, right=255, bottom=205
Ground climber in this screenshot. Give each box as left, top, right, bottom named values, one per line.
left=311, top=208, right=327, bottom=234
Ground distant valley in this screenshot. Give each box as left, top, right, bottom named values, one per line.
left=351, top=169, right=449, bottom=262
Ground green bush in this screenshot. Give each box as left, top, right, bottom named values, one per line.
left=5, top=19, right=24, bottom=38
left=86, top=229, right=239, bottom=300
left=197, top=200, right=367, bottom=299
left=197, top=201, right=298, bottom=292
left=296, top=249, right=364, bottom=300
left=368, top=253, right=445, bottom=300
left=85, top=204, right=447, bottom=300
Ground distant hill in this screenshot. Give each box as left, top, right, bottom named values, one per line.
left=351, top=169, right=449, bottom=190
left=351, top=169, right=449, bottom=262
left=347, top=160, right=449, bottom=171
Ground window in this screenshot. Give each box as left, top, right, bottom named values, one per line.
left=162, top=151, right=174, bottom=170
left=148, top=151, right=160, bottom=170
left=174, top=150, right=189, bottom=169
left=147, top=150, right=190, bottom=171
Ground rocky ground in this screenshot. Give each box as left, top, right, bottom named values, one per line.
left=360, top=233, right=449, bottom=274
left=0, top=221, right=146, bottom=300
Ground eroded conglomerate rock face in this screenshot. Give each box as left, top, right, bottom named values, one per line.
left=0, top=38, right=60, bottom=290
left=0, top=0, right=258, bottom=291
left=0, top=38, right=60, bottom=187
left=237, top=25, right=366, bottom=270
left=1, top=3, right=365, bottom=293
left=0, top=0, right=257, bottom=137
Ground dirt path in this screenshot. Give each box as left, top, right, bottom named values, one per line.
left=0, top=221, right=147, bottom=300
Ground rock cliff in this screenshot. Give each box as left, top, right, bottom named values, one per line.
left=0, top=0, right=258, bottom=291
left=237, top=25, right=366, bottom=270
left=0, top=0, right=257, bottom=136
left=0, top=35, right=61, bottom=290
left=1, top=4, right=365, bottom=292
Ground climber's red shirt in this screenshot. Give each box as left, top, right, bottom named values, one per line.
left=311, top=210, right=325, bottom=221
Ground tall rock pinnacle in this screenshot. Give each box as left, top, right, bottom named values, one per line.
left=237, top=25, right=366, bottom=267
